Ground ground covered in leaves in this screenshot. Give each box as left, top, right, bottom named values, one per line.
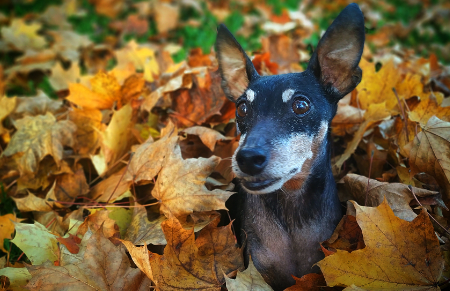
left=0, top=0, right=450, bottom=290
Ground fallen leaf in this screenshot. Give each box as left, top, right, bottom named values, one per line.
left=284, top=273, right=327, bottom=291
left=408, top=116, right=450, bottom=199
left=152, top=142, right=232, bottom=217
left=69, top=107, right=103, bottom=154
left=154, top=2, right=180, bottom=34
left=124, top=216, right=243, bottom=290
left=115, top=40, right=159, bottom=82
left=409, top=93, right=450, bottom=126
left=321, top=215, right=365, bottom=255
left=317, top=199, right=444, bottom=290
left=89, top=0, right=125, bottom=18
left=225, top=256, right=273, bottom=291
left=11, top=222, right=59, bottom=265
left=76, top=210, right=119, bottom=240
left=334, top=102, right=390, bottom=171
left=0, top=214, right=26, bottom=252
left=0, top=267, right=31, bottom=291
left=12, top=91, right=63, bottom=119
left=341, top=173, right=444, bottom=221
left=3, top=112, right=76, bottom=175
left=67, top=71, right=120, bottom=110
left=56, top=234, right=81, bottom=254
left=1, top=19, right=47, bottom=51
left=48, top=62, right=81, bottom=91
left=25, top=229, right=146, bottom=290
left=0, top=95, right=16, bottom=136
left=182, top=126, right=230, bottom=152
left=46, top=165, right=89, bottom=207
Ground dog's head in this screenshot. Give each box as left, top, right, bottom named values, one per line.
left=215, top=4, right=365, bottom=194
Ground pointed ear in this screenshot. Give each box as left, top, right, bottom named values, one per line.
left=308, top=3, right=365, bottom=98
left=215, top=24, right=259, bottom=102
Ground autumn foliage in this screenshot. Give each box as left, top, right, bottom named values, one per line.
left=0, top=0, right=450, bottom=290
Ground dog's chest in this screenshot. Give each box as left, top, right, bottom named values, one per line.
left=242, top=193, right=332, bottom=282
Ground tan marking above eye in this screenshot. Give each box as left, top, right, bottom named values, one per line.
left=246, top=89, right=255, bottom=102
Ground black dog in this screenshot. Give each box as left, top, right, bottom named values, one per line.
left=215, top=3, right=365, bottom=290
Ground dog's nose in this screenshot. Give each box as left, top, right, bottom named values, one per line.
left=236, top=148, right=268, bottom=176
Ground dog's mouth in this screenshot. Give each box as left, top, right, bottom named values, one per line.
left=242, top=177, right=281, bottom=191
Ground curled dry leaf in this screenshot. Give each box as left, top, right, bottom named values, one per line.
left=152, top=142, right=232, bottom=217
left=317, top=199, right=444, bottom=290
left=182, top=126, right=231, bottom=152
left=25, top=229, right=147, bottom=291
left=341, top=173, right=444, bottom=221
left=321, top=215, right=365, bottom=255
left=3, top=112, right=76, bottom=175
left=408, top=116, right=450, bottom=199
left=123, top=216, right=243, bottom=290
left=225, top=257, right=273, bottom=291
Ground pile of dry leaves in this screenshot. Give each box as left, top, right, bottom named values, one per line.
left=0, top=0, right=450, bottom=290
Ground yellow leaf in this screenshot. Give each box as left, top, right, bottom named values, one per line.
left=3, top=112, right=76, bottom=174
left=101, top=102, right=134, bottom=166
left=115, top=40, right=159, bottom=82
left=408, top=93, right=450, bottom=126
left=1, top=19, right=47, bottom=51
left=317, top=199, right=443, bottom=290
left=69, top=107, right=103, bottom=155
left=48, top=62, right=81, bottom=91
left=11, top=222, right=59, bottom=265
left=0, top=95, right=16, bottom=135
left=0, top=214, right=26, bottom=252
left=66, top=71, right=120, bottom=110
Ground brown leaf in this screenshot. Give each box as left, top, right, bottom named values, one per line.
left=182, top=126, right=231, bottom=152
left=47, top=165, right=89, bottom=207
left=76, top=210, right=120, bottom=241
left=69, top=107, right=103, bottom=155
left=225, top=257, right=273, bottom=291
left=12, top=91, right=64, bottom=119
left=124, top=122, right=178, bottom=185
left=154, top=2, right=180, bottom=34
left=3, top=112, right=76, bottom=175
left=317, top=199, right=444, bottom=290
left=321, top=215, right=365, bottom=255
left=409, top=93, right=450, bottom=126
left=25, top=229, right=146, bottom=290
left=341, top=173, right=443, bottom=221
left=151, top=142, right=232, bottom=217
left=408, top=116, right=450, bottom=199
left=124, top=216, right=243, bottom=290
left=56, top=234, right=81, bottom=254
left=284, top=273, right=327, bottom=291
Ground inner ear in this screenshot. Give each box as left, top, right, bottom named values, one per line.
left=215, top=24, right=259, bottom=102
left=308, top=3, right=365, bottom=98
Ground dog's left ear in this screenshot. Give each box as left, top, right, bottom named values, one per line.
left=215, top=24, right=259, bottom=102
left=308, top=3, right=365, bottom=98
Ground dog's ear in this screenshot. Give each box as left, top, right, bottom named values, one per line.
left=308, top=3, right=365, bottom=98
left=215, top=24, right=259, bottom=102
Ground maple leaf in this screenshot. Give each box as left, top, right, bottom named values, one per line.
left=225, top=257, right=273, bottom=291
left=341, top=173, right=445, bottom=221
left=124, top=122, right=178, bottom=184
left=151, top=142, right=232, bottom=217
left=0, top=214, right=25, bottom=252
left=321, top=215, right=365, bottom=255
left=408, top=116, right=450, bottom=199
left=317, top=199, right=444, bottom=290
left=76, top=210, right=120, bottom=240
left=123, top=216, right=243, bottom=290
left=11, top=222, right=59, bottom=265
left=154, top=2, right=180, bottom=34
left=2, top=112, right=76, bottom=175
left=67, top=71, right=120, bottom=110
left=25, top=229, right=147, bottom=291
left=48, top=62, right=81, bottom=91
left=182, top=126, right=231, bottom=152
left=115, top=40, right=159, bottom=82
left=1, top=19, right=47, bottom=51
left=0, top=267, right=31, bottom=291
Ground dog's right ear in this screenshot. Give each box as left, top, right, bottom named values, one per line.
left=215, top=24, right=259, bottom=102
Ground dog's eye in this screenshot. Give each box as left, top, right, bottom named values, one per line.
left=237, top=102, right=247, bottom=117
left=292, top=98, right=310, bottom=115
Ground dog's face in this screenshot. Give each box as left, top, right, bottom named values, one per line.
left=215, top=4, right=365, bottom=194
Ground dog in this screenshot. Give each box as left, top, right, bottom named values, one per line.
left=215, top=3, right=365, bottom=290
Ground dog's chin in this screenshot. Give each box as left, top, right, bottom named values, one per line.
left=239, top=174, right=294, bottom=195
